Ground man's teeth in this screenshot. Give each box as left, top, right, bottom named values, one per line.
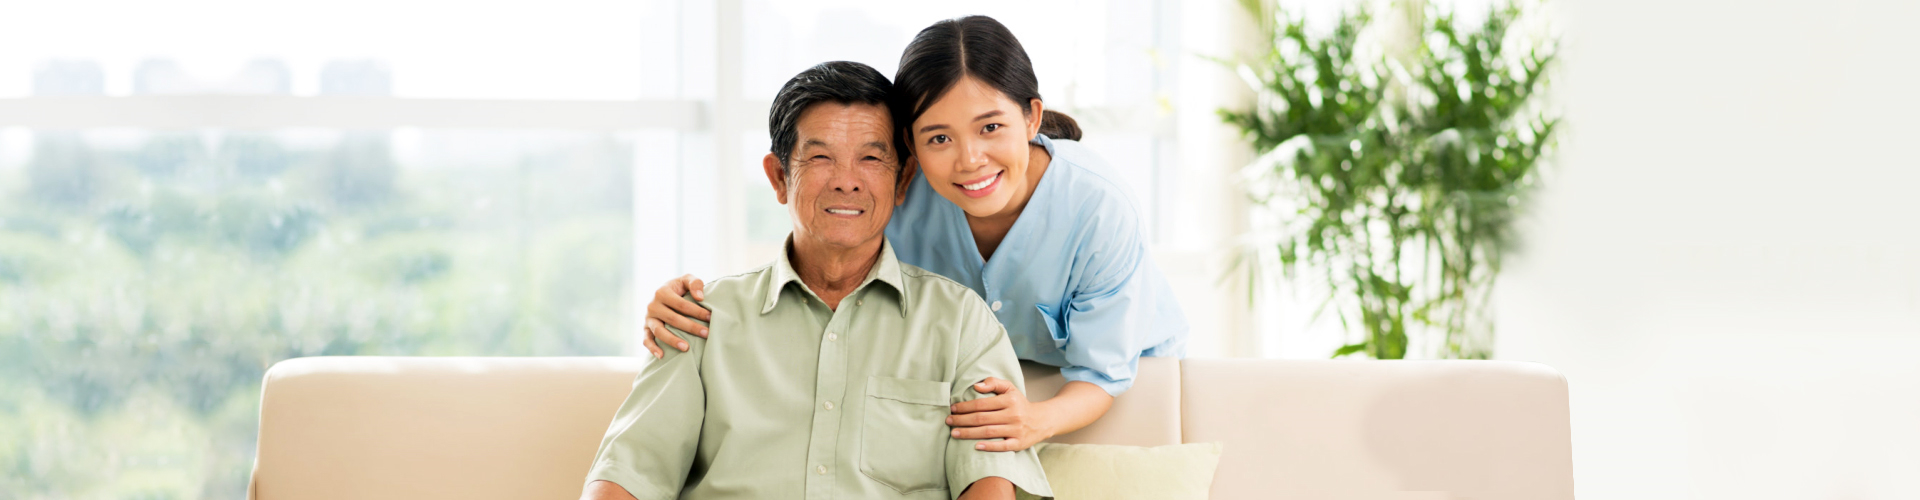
left=962, top=173, right=997, bottom=191
left=826, top=208, right=862, bottom=215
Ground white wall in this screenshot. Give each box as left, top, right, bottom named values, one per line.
left=1495, top=1, right=1920, bottom=499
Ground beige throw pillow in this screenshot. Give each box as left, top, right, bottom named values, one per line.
left=1015, top=442, right=1223, bottom=500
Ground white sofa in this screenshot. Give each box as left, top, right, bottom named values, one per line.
left=246, top=356, right=1573, bottom=500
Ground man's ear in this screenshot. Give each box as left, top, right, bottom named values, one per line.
left=1026, top=98, right=1045, bottom=138
left=895, top=155, right=918, bottom=207
left=763, top=153, right=789, bottom=205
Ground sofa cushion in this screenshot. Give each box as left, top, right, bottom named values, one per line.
left=1180, top=359, right=1575, bottom=500
left=1015, top=442, right=1223, bottom=500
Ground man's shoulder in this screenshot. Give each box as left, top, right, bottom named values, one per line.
left=897, top=263, right=981, bottom=302
left=896, top=263, right=997, bottom=329
left=694, top=264, right=778, bottom=309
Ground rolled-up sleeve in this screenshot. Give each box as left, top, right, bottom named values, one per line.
left=584, top=324, right=707, bottom=500
left=1055, top=203, right=1164, bottom=397
left=945, top=300, right=1053, bottom=500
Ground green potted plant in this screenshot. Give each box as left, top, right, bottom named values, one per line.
left=1221, top=0, right=1560, bottom=359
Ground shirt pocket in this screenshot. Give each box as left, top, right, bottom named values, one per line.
left=860, top=376, right=950, bottom=494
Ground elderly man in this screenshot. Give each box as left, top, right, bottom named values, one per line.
left=579, top=61, right=1052, bottom=500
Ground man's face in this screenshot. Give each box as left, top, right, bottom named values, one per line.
left=764, top=102, right=909, bottom=252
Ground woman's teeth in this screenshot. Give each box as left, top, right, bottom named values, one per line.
left=962, top=173, right=998, bottom=191
left=826, top=208, right=862, bottom=216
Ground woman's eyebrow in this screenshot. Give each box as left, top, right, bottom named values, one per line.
left=971, top=110, right=1005, bottom=122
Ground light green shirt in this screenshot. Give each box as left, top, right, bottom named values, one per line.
left=586, top=238, right=1052, bottom=500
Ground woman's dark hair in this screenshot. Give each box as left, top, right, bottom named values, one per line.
left=892, top=15, right=1083, bottom=147
left=767, top=61, right=901, bottom=169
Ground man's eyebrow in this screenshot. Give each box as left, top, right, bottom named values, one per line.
left=803, top=138, right=829, bottom=148
left=865, top=141, right=889, bottom=153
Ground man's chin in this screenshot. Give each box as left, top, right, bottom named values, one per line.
left=793, top=226, right=887, bottom=251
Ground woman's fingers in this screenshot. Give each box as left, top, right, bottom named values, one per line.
left=950, top=424, right=1016, bottom=440
left=973, top=437, right=1029, bottom=452
left=970, top=377, right=1014, bottom=395
left=684, top=276, right=706, bottom=302
left=648, top=317, right=689, bottom=352
left=641, top=330, right=664, bottom=359
left=656, top=285, right=712, bottom=323
left=647, top=295, right=710, bottom=339
left=950, top=393, right=1013, bottom=414
left=946, top=409, right=1013, bottom=427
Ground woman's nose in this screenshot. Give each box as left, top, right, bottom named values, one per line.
left=962, top=140, right=988, bottom=168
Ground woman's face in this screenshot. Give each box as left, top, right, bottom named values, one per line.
left=907, top=76, right=1044, bottom=219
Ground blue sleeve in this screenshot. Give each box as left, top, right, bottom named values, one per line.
left=1055, top=200, right=1160, bottom=397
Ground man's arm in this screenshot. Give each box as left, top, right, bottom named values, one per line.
left=580, top=322, right=708, bottom=500
left=945, top=301, right=1053, bottom=500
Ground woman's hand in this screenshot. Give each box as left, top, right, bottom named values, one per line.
left=947, top=377, right=1051, bottom=452
left=643, top=274, right=711, bottom=359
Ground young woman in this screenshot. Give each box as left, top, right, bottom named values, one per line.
left=644, top=15, right=1187, bottom=452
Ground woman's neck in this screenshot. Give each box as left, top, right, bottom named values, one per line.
left=966, top=142, right=1052, bottom=261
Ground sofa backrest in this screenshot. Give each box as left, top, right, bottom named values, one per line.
left=248, top=356, right=643, bottom=500
left=1180, top=359, right=1575, bottom=500
left=1020, top=357, right=1182, bottom=447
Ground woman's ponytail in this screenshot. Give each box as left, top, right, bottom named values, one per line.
left=1039, top=110, right=1082, bottom=141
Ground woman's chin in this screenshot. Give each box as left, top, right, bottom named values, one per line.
left=957, top=200, right=1007, bottom=219
left=935, top=187, right=1011, bottom=219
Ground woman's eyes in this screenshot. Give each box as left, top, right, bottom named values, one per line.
left=928, top=124, right=1002, bottom=145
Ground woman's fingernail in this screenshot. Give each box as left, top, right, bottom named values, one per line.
left=678, top=343, right=688, bottom=350
left=951, top=429, right=961, bottom=437
left=975, top=443, right=986, bottom=450
left=700, top=329, right=709, bottom=336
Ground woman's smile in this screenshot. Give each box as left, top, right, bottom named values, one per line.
left=955, top=171, right=1003, bottom=198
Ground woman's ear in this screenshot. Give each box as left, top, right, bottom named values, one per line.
left=895, top=156, right=918, bottom=207
left=762, top=153, right=789, bottom=205
left=1026, top=98, right=1045, bottom=138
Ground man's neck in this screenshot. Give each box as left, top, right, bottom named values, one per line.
left=788, top=236, right=882, bottom=310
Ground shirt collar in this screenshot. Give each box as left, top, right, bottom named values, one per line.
left=763, top=236, right=909, bottom=317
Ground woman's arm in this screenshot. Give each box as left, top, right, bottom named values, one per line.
left=643, top=274, right=711, bottom=358
left=947, top=378, right=1114, bottom=452
left=1031, top=380, right=1115, bottom=438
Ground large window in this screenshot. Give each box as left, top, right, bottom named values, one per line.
left=0, top=0, right=1184, bottom=497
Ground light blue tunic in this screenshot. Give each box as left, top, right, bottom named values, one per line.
left=885, top=133, right=1188, bottom=396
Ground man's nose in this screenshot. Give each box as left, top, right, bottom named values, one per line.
left=827, top=161, right=864, bottom=193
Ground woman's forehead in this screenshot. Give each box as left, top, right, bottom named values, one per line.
left=920, top=77, right=1020, bottom=121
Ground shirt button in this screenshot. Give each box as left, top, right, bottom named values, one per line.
left=856, top=300, right=863, bottom=306
left=816, top=465, right=828, bottom=475
left=990, top=301, right=1002, bottom=312
left=823, top=401, right=834, bottom=410
left=827, top=333, right=838, bottom=341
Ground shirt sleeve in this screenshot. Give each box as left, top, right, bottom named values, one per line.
left=1055, top=199, right=1164, bottom=397
left=584, top=322, right=707, bottom=500
left=945, top=299, right=1054, bottom=500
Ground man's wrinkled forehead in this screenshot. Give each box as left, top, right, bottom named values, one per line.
left=791, top=101, right=900, bottom=160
